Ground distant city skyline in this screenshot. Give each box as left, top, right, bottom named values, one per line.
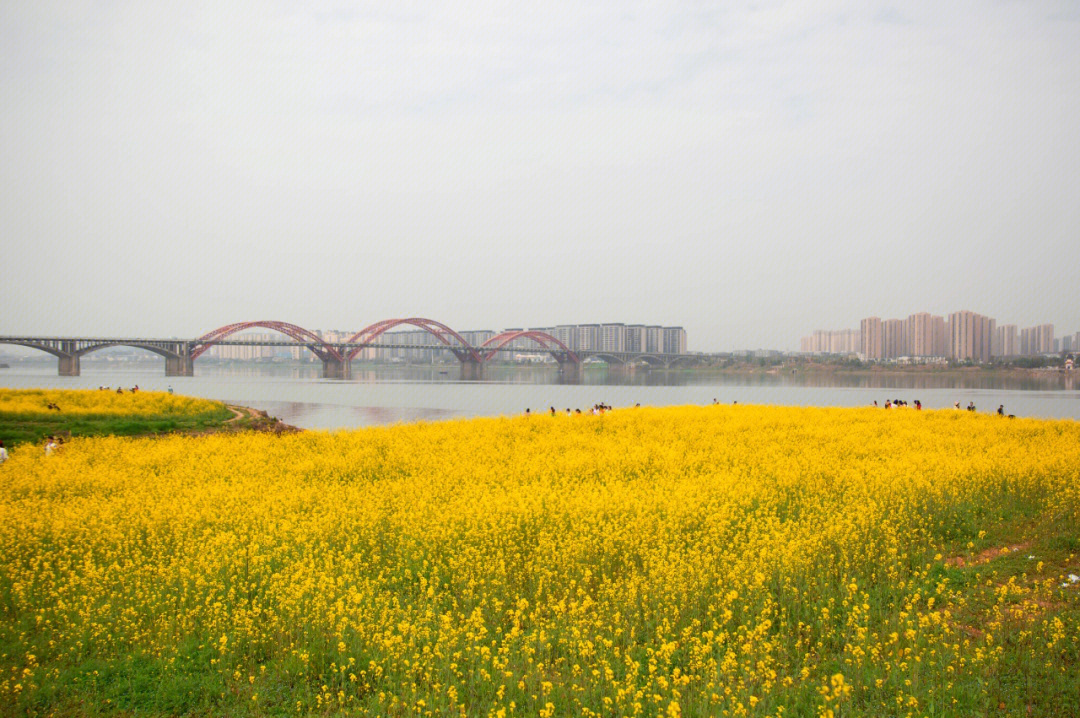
left=803, top=308, right=1079, bottom=360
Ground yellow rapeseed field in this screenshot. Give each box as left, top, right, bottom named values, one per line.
left=0, top=404, right=1078, bottom=716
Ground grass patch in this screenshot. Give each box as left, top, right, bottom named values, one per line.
left=0, top=407, right=235, bottom=446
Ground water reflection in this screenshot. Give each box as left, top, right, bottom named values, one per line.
left=1, top=360, right=1076, bottom=427
left=7, top=358, right=1073, bottom=392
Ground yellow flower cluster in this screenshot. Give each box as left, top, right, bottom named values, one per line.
left=0, top=405, right=1077, bottom=716
left=0, top=388, right=222, bottom=417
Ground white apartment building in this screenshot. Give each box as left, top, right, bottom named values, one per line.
left=600, top=323, right=627, bottom=352
left=644, top=326, right=663, bottom=353
left=663, top=327, right=687, bottom=354
left=576, top=324, right=601, bottom=352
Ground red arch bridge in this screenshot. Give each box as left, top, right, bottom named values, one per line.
left=0, top=319, right=707, bottom=380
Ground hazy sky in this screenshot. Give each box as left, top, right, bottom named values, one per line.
left=3, top=2, right=1078, bottom=350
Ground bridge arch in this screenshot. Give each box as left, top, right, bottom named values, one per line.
left=73, top=342, right=179, bottom=361
left=478, top=331, right=579, bottom=364
left=344, top=318, right=482, bottom=363
left=192, top=321, right=342, bottom=361
left=0, top=339, right=67, bottom=360
left=628, top=354, right=667, bottom=367
left=588, top=353, right=628, bottom=366
left=667, top=354, right=705, bottom=368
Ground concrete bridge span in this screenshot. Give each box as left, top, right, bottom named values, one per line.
left=1, top=319, right=707, bottom=380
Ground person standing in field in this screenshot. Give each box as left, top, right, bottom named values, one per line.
left=0, top=441, right=8, bottom=464
left=44, top=437, right=57, bottom=456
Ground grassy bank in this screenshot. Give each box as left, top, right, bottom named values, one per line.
left=0, top=389, right=237, bottom=446
left=1, top=405, right=1078, bottom=716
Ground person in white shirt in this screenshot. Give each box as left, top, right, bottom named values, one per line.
left=0, top=441, right=7, bottom=463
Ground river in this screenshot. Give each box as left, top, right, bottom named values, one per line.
left=1, top=361, right=1078, bottom=427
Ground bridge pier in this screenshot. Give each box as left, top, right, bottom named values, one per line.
left=460, top=360, right=483, bottom=381
left=165, top=354, right=194, bottom=377
left=322, top=356, right=351, bottom=379
left=58, top=354, right=80, bottom=376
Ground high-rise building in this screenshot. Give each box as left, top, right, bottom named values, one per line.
left=576, top=324, right=601, bottom=352
left=663, top=327, right=687, bottom=354
left=600, top=323, right=627, bottom=352
left=994, top=325, right=1019, bottom=357
left=624, top=325, right=644, bottom=353
left=905, top=313, right=946, bottom=357
left=644, top=326, right=663, bottom=354
left=208, top=332, right=278, bottom=361
left=552, top=325, right=577, bottom=351
left=460, top=330, right=496, bottom=352
left=834, top=329, right=859, bottom=353
left=1020, top=324, right=1054, bottom=355
left=860, top=317, right=882, bottom=359
left=882, top=319, right=907, bottom=359
left=800, top=329, right=860, bottom=354
left=948, top=310, right=995, bottom=362
left=499, top=328, right=527, bottom=355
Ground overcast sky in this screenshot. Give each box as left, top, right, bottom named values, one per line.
left=2, top=2, right=1078, bottom=351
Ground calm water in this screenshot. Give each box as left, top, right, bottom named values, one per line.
left=2, top=361, right=1078, bottom=428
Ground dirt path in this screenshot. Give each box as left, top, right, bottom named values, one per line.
left=221, top=404, right=302, bottom=435
left=225, top=405, right=258, bottom=424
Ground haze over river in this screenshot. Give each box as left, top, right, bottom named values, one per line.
left=2, top=361, right=1078, bottom=427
